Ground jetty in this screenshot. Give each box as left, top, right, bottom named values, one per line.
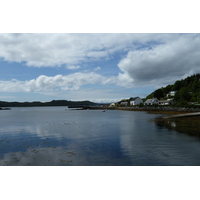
left=163, top=112, right=200, bottom=119
left=0, top=107, right=11, bottom=110
left=68, top=105, right=87, bottom=108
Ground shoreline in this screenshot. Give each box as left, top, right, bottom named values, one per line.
left=0, top=107, right=11, bottom=110
left=82, top=106, right=200, bottom=114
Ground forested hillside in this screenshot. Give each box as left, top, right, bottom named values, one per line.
left=0, top=100, right=96, bottom=107
left=146, top=74, right=200, bottom=105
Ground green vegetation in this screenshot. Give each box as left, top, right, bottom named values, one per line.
left=146, top=73, right=200, bottom=106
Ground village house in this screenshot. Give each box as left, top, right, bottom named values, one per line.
left=166, top=91, right=176, bottom=97
left=117, top=99, right=129, bottom=106
left=144, top=98, right=159, bottom=105
left=158, top=99, right=174, bottom=105
left=130, top=97, right=143, bottom=106
left=109, top=103, right=116, bottom=107
left=120, top=101, right=128, bottom=106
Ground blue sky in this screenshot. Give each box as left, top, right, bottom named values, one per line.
left=1, top=33, right=200, bottom=103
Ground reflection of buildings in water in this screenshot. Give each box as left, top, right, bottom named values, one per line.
left=155, top=117, right=200, bottom=139
left=167, top=120, right=177, bottom=128
left=156, top=119, right=177, bottom=129
left=171, top=122, right=176, bottom=128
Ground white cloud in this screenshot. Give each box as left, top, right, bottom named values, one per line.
left=0, top=33, right=173, bottom=68
left=116, top=72, right=134, bottom=87
left=0, top=73, right=116, bottom=93
left=89, top=98, right=121, bottom=103
left=67, top=65, right=80, bottom=70
left=87, top=51, right=108, bottom=59
left=1, top=33, right=200, bottom=99
left=117, top=34, right=200, bottom=87
left=94, top=67, right=101, bottom=71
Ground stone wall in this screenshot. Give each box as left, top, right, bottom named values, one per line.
left=117, top=106, right=200, bottom=112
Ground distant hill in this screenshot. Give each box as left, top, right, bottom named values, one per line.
left=0, top=100, right=97, bottom=107
left=145, top=73, right=200, bottom=105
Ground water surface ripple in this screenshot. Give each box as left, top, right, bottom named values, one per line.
left=0, top=107, right=200, bottom=166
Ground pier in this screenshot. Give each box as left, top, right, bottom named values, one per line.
left=68, top=105, right=88, bottom=108
left=163, top=112, right=200, bottom=119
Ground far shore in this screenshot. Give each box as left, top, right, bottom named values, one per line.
left=0, top=107, right=11, bottom=110
left=2, top=105, right=200, bottom=117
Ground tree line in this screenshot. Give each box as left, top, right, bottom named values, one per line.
left=145, top=73, right=200, bottom=106
left=0, top=100, right=96, bottom=107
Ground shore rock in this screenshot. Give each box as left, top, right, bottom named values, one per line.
left=117, top=106, right=200, bottom=112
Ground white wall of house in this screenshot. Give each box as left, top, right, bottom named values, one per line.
left=167, top=91, right=176, bottom=97
left=158, top=100, right=174, bottom=105
left=130, top=97, right=143, bottom=105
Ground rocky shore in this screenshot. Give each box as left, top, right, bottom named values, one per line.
left=82, top=105, right=200, bottom=113
left=116, top=106, right=200, bottom=113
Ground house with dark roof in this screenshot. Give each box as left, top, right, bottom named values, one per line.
left=130, top=97, right=143, bottom=106
left=158, top=100, right=174, bottom=105
left=144, top=98, right=159, bottom=105
left=120, top=101, right=128, bottom=106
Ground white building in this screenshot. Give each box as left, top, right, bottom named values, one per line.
left=158, top=100, right=174, bottom=105
left=130, top=97, right=143, bottom=106
left=109, top=103, right=116, bottom=107
left=120, top=101, right=128, bottom=106
left=167, top=91, right=176, bottom=97
left=144, top=98, right=159, bottom=105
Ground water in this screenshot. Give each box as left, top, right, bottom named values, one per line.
left=0, top=106, right=200, bottom=166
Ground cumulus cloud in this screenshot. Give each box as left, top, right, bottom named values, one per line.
left=0, top=33, right=170, bottom=68
left=117, top=34, right=200, bottom=87
left=66, top=65, right=80, bottom=70
left=1, top=33, right=200, bottom=97
left=0, top=72, right=116, bottom=92
left=94, top=67, right=101, bottom=71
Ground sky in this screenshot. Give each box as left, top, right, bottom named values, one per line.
left=1, top=33, right=200, bottom=103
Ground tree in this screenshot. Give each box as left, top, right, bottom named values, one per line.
left=172, top=80, right=181, bottom=91
left=174, top=87, right=190, bottom=102
left=162, top=85, right=173, bottom=96
left=154, top=89, right=164, bottom=100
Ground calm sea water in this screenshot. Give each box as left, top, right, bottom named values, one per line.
left=0, top=106, right=200, bottom=166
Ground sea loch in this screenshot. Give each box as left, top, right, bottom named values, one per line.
left=0, top=106, right=200, bottom=166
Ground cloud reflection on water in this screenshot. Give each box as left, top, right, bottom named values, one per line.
left=0, top=139, right=128, bottom=166
left=0, top=120, right=92, bottom=140
left=118, top=113, right=200, bottom=166
left=1, top=108, right=200, bottom=166
left=0, top=146, right=83, bottom=166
